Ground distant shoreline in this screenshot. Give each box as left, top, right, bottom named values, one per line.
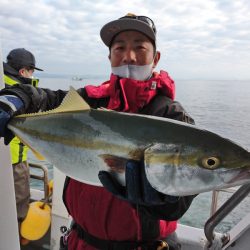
left=38, top=73, right=107, bottom=80
left=38, top=74, right=250, bottom=82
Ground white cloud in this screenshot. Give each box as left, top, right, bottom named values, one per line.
left=1, top=0, right=250, bottom=79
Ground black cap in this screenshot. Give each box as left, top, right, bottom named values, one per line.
left=6, top=48, right=43, bottom=72
left=100, top=13, right=156, bottom=47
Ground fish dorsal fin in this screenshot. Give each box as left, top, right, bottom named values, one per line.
left=52, top=86, right=90, bottom=113
left=17, top=86, right=90, bottom=118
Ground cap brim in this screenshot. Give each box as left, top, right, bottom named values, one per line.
left=4, top=62, right=43, bottom=73
left=100, top=19, right=155, bottom=47
left=34, top=67, right=43, bottom=71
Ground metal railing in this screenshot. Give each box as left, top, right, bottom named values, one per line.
left=28, top=160, right=250, bottom=248
left=29, top=162, right=50, bottom=202
left=210, top=187, right=250, bottom=217
left=205, top=183, right=250, bottom=248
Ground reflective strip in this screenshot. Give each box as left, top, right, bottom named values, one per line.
left=0, top=95, right=20, bottom=112
left=4, top=75, right=19, bottom=86
left=10, top=138, right=28, bottom=164
left=18, top=142, right=24, bottom=163
left=4, top=74, right=36, bottom=164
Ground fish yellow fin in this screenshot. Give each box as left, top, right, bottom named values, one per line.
left=31, top=149, right=46, bottom=161
left=16, top=136, right=45, bottom=161
left=52, top=86, right=90, bottom=113
left=17, top=86, right=90, bottom=118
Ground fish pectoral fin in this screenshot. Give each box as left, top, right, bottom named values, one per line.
left=99, top=154, right=127, bottom=173
left=16, top=136, right=45, bottom=161
left=17, top=86, right=90, bottom=118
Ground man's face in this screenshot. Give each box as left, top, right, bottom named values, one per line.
left=109, top=30, right=160, bottom=67
left=19, top=67, right=34, bottom=79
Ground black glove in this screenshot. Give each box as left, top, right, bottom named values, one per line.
left=0, top=95, right=24, bottom=144
left=98, top=160, right=179, bottom=206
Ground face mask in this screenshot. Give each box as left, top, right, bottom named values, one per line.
left=111, top=61, right=154, bottom=81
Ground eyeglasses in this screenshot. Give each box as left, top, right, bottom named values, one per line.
left=119, top=15, right=156, bottom=34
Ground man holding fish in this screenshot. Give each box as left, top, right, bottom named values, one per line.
left=0, top=13, right=236, bottom=250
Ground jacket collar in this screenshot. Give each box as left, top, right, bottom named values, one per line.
left=85, top=70, right=175, bottom=112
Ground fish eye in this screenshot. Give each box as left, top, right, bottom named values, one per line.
left=201, top=157, right=220, bottom=169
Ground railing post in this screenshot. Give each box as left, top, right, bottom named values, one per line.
left=205, top=183, right=250, bottom=247
left=210, top=190, right=219, bottom=216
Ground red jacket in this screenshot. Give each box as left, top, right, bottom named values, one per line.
left=65, top=180, right=177, bottom=250
left=85, top=71, right=175, bottom=112
left=64, top=71, right=177, bottom=249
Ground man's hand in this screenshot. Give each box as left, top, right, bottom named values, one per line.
left=0, top=95, right=24, bottom=144
left=98, top=160, right=179, bottom=206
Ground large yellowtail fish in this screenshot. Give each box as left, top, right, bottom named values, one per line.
left=7, top=87, right=250, bottom=196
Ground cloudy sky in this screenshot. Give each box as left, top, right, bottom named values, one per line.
left=1, top=0, right=250, bottom=80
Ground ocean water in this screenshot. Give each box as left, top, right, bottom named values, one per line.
left=29, top=76, right=250, bottom=233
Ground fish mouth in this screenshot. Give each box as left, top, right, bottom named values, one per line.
left=227, top=165, right=250, bottom=184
